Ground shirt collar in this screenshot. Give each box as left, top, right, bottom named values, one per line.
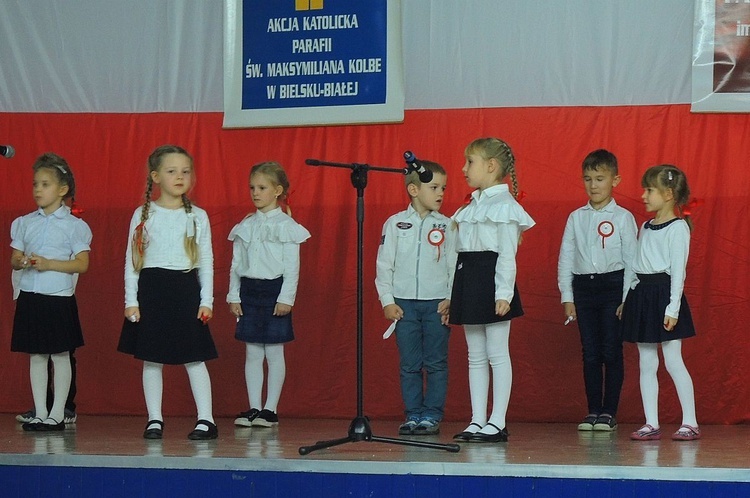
left=582, top=198, right=617, bottom=213
left=406, top=203, right=439, bottom=220
left=36, top=204, right=70, bottom=218
left=256, top=206, right=282, bottom=219
left=472, top=183, right=508, bottom=202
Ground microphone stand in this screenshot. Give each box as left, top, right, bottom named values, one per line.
left=298, top=159, right=460, bottom=455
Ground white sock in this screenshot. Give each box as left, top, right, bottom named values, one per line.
left=637, top=343, right=660, bottom=428
left=263, top=344, right=286, bottom=413
left=464, top=325, right=489, bottom=428
left=662, top=340, right=697, bottom=427
left=245, top=343, right=265, bottom=409
left=142, top=361, right=163, bottom=428
left=484, top=321, right=512, bottom=432
left=186, top=361, right=214, bottom=426
left=48, top=352, right=72, bottom=423
left=29, top=354, right=50, bottom=421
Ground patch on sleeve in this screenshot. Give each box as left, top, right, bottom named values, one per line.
left=380, top=234, right=386, bottom=245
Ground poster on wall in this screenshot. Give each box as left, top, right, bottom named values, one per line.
left=692, top=0, right=750, bottom=112
left=223, top=0, right=404, bottom=128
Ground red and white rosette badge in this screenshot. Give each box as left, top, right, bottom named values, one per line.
left=597, top=221, right=614, bottom=248
left=428, top=228, right=445, bottom=261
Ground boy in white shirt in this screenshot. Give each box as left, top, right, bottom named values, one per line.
left=375, top=160, right=457, bottom=436
left=557, top=149, right=638, bottom=432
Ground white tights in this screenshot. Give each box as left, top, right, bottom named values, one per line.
left=30, top=352, right=71, bottom=423
left=637, top=340, right=697, bottom=428
left=245, top=343, right=286, bottom=412
left=142, top=361, right=214, bottom=426
left=464, top=321, right=512, bottom=432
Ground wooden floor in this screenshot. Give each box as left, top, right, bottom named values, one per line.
left=1, top=414, right=749, bottom=482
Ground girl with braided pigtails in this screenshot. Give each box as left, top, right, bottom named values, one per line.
left=117, top=145, right=218, bottom=440
left=449, top=138, right=535, bottom=443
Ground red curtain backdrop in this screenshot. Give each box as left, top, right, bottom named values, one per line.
left=0, top=105, right=748, bottom=424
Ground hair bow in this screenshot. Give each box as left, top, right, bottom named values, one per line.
left=682, top=198, right=704, bottom=216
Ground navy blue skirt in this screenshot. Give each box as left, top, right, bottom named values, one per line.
left=118, top=268, right=218, bottom=364
left=235, top=277, right=294, bottom=344
left=449, top=251, right=524, bottom=325
left=621, top=273, right=696, bottom=343
left=12, top=291, right=84, bottom=354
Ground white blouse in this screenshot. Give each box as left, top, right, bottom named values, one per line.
left=453, top=184, right=535, bottom=302
left=124, top=202, right=213, bottom=309
left=226, top=207, right=310, bottom=306
left=629, top=218, right=690, bottom=319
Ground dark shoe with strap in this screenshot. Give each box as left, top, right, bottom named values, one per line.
left=188, top=419, right=218, bottom=440
left=143, top=419, right=164, bottom=439
left=38, top=417, right=65, bottom=432
left=453, top=422, right=483, bottom=441
left=468, top=423, right=509, bottom=443
left=22, top=417, right=44, bottom=432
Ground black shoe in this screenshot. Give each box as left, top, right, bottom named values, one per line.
left=234, top=408, right=260, bottom=427
left=22, top=417, right=44, bottom=432
left=38, top=417, right=65, bottom=432
left=143, top=419, right=164, bottom=439
left=593, top=414, right=618, bottom=432
left=453, top=422, right=483, bottom=441
left=468, top=423, right=509, bottom=443
left=253, top=409, right=279, bottom=428
left=188, top=419, right=218, bottom=440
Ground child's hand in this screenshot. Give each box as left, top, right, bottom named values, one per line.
left=229, top=302, right=243, bottom=318
left=274, top=303, right=292, bottom=316
left=495, top=299, right=510, bottom=316
left=664, top=315, right=678, bottom=331
left=563, top=302, right=577, bottom=322
left=124, top=306, right=140, bottom=322
left=28, top=253, right=50, bottom=271
left=615, top=303, right=624, bottom=320
left=383, top=304, right=403, bottom=321
left=198, top=306, right=213, bottom=323
left=437, top=299, right=451, bottom=325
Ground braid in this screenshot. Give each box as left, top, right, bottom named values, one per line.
left=131, top=176, right=153, bottom=272
left=182, top=194, right=199, bottom=269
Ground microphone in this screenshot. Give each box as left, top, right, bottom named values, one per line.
left=403, top=150, right=433, bottom=183
left=0, top=145, right=15, bottom=159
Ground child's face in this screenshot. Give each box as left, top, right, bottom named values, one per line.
left=462, top=153, right=495, bottom=190
left=582, top=166, right=620, bottom=210
left=409, top=173, right=447, bottom=215
left=33, top=168, right=68, bottom=215
left=151, top=153, right=193, bottom=201
left=250, top=173, right=282, bottom=213
left=641, top=184, right=672, bottom=214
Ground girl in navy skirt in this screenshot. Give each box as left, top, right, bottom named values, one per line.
left=118, top=145, right=218, bottom=440
left=620, top=165, right=699, bottom=441
left=10, top=153, right=91, bottom=431
left=227, top=162, right=310, bottom=428
left=449, top=138, right=535, bottom=443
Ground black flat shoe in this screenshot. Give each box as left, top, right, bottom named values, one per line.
left=188, top=419, right=218, bottom=440
left=143, top=419, right=164, bottom=439
left=453, top=422, right=483, bottom=441
left=468, top=423, right=509, bottom=443
left=38, top=417, right=65, bottom=432
left=22, top=417, right=44, bottom=432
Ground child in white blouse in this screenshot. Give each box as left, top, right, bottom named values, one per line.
left=228, top=162, right=310, bottom=428
left=620, top=165, right=699, bottom=441
left=117, top=145, right=218, bottom=440
left=10, top=153, right=91, bottom=431
left=450, top=138, right=535, bottom=443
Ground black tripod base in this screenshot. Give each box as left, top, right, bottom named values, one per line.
left=298, top=416, right=461, bottom=455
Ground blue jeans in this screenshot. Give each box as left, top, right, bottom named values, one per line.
left=572, top=270, right=624, bottom=416
left=394, top=298, right=450, bottom=421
